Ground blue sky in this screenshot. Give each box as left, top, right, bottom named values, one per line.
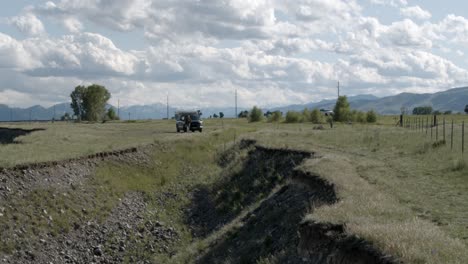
left=0, top=0, right=467, bottom=108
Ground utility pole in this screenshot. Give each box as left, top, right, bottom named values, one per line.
left=53, top=105, right=56, bottom=120
left=10, top=109, right=12, bottom=122
left=29, top=109, right=32, bottom=123
left=235, top=89, right=238, bottom=118
left=117, top=99, right=120, bottom=119
left=166, top=93, right=169, bottom=120
left=337, top=81, right=340, bottom=98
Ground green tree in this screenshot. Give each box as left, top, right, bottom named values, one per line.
left=333, top=96, right=350, bottom=122
left=413, top=106, right=433, bottom=115
left=70, top=84, right=111, bottom=122
left=238, top=110, right=249, bottom=118
left=302, top=108, right=310, bottom=122
left=70, top=85, right=87, bottom=120
left=106, top=108, right=118, bottom=120
left=285, top=111, right=303, bottom=123
left=82, top=84, right=111, bottom=121
left=268, top=111, right=282, bottom=122
left=249, top=106, right=263, bottom=122
left=219, top=112, right=224, bottom=118
left=356, top=111, right=366, bottom=123
left=309, top=108, right=323, bottom=124
left=366, top=110, right=377, bottom=123
left=465, top=105, right=468, bottom=114
left=60, top=113, right=71, bottom=121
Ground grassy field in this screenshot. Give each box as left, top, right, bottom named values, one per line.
left=250, top=121, right=468, bottom=263
left=1, top=116, right=468, bottom=263
left=0, top=119, right=246, bottom=167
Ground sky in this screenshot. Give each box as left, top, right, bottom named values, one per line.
left=0, top=0, right=467, bottom=108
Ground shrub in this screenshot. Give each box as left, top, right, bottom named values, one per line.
left=268, top=111, right=282, bottom=122
left=302, top=108, right=310, bottom=122
left=106, top=108, right=119, bottom=120
left=356, top=111, right=366, bottom=123
left=249, top=106, right=263, bottom=122
left=333, top=96, right=350, bottom=122
left=285, top=111, right=303, bottom=123
left=309, top=108, right=323, bottom=124
left=366, top=110, right=377, bottom=123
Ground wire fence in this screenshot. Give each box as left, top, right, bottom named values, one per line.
left=400, top=115, right=466, bottom=155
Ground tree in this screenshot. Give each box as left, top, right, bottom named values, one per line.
left=366, top=110, right=377, bottom=123
left=356, top=111, right=366, bottom=123
left=219, top=112, right=224, bottom=118
left=70, top=85, right=87, bottom=121
left=302, top=108, right=310, bottom=122
left=70, top=84, right=111, bottom=122
left=412, top=106, right=433, bottom=115
left=333, top=96, right=350, bottom=122
left=213, top=113, right=219, bottom=118
left=60, top=113, right=71, bottom=121
left=309, top=108, right=323, bottom=124
left=465, top=105, right=468, bottom=114
left=268, top=111, right=282, bottom=122
left=106, top=108, right=119, bottom=120
left=83, top=84, right=111, bottom=121
left=249, top=106, right=263, bottom=122
left=285, top=111, right=302, bottom=123
left=238, top=110, right=249, bottom=118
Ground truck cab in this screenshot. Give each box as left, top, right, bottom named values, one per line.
left=175, top=111, right=203, bottom=133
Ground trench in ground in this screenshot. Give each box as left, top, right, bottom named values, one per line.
left=0, top=127, right=45, bottom=144
left=0, top=140, right=396, bottom=263
left=182, top=141, right=396, bottom=264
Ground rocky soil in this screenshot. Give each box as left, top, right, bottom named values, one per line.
left=0, top=140, right=396, bottom=264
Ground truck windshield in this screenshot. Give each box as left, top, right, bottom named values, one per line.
left=176, top=113, right=200, bottom=121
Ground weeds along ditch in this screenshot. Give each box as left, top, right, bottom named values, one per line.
left=0, top=127, right=395, bottom=264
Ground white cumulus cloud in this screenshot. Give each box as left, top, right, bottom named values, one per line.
left=400, top=6, right=432, bottom=20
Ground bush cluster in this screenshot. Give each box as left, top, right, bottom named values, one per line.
left=244, top=104, right=378, bottom=124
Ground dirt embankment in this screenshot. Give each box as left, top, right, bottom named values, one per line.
left=0, top=140, right=396, bottom=264
left=188, top=142, right=396, bottom=264
left=0, top=146, right=171, bottom=264
left=0, top=128, right=45, bottom=144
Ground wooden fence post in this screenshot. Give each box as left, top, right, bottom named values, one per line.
left=463, top=121, right=465, bottom=155
left=451, top=120, right=454, bottom=150
left=436, top=120, right=439, bottom=141
left=443, top=118, right=446, bottom=142
left=426, top=116, right=429, bottom=135
left=431, top=124, right=433, bottom=140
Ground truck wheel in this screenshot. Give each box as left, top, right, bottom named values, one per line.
left=177, top=129, right=180, bottom=133
left=199, top=128, right=202, bottom=133
left=183, top=127, right=187, bottom=132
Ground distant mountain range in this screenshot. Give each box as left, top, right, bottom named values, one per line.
left=1, top=86, right=467, bottom=121
left=271, top=86, right=468, bottom=115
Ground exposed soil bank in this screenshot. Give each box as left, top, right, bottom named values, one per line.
left=0, top=128, right=45, bottom=144
left=0, top=140, right=396, bottom=264
left=189, top=142, right=396, bottom=263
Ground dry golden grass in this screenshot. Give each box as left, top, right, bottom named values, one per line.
left=250, top=121, right=468, bottom=263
